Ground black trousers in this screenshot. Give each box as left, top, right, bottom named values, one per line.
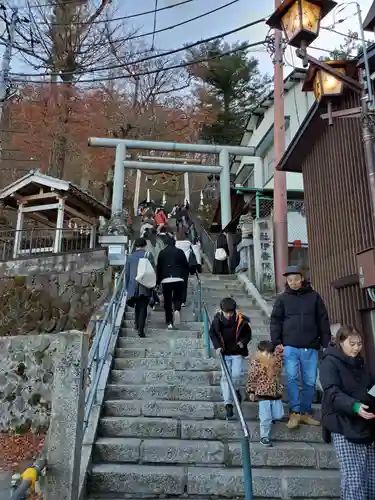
left=162, top=281, right=184, bottom=325
left=134, top=295, right=149, bottom=335
left=181, top=276, right=188, bottom=304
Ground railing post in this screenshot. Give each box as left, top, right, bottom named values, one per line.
left=197, top=282, right=202, bottom=321
left=241, top=436, right=254, bottom=500
left=203, top=308, right=211, bottom=358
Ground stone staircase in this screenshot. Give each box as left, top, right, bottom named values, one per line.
left=86, top=273, right=340, bottom=499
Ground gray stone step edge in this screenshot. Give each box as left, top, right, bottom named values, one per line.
left=87, top=464, right=340, bottom=498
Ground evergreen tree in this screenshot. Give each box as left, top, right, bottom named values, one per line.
left=185, top=39, right=271, bottom=145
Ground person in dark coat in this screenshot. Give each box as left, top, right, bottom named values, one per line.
left=213, top=232, right=229, bottom=275
left=209, top=297, right=252, bottom=419
left=125, top=238, right=155, bottom=338
left=320, top=325, right=375, bottom=500
left=156, top=238, right=190, bottom=329
left=270, top=265, right=331, bottom=429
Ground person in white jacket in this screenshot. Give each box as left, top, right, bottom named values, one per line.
left=191, top=237, right=202, bottom=273
left=175, top=229, right=194, bottom=306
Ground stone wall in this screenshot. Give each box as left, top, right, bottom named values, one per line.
left=0, top=334, right=57, bottom=432
left=0, top=249, right=108, bottom=278
left=0, top=250, right=112, bottom=336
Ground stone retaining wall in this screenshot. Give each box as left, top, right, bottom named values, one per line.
left=0, top=334, right=57, bottom=432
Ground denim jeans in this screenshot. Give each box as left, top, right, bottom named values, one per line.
left=259, top=400, right=284, bottom=439
left=221, top=355, right=243, bottom=404
left=283, top=346, right=318, bottom=414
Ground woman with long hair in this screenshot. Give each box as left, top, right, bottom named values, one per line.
left=320, top=325, right=375, bottom=499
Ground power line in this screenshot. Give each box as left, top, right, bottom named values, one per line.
left=9, top=39, right=266, bottom=84
left=11, top=0, right=195, bottom=20
left=9, top=16, right=268, bottom=78
left=119, top=0, right=240, bottom=45
left=151, top=0, right=158, bottom=50
left=0, top=0, right=242, bottom=57
left=322, top=25, right=369, bottom=43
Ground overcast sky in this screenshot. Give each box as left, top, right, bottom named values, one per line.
left=6, top=0, right=375, bottom=81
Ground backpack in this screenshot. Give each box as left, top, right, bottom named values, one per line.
left=215, top=247, right=227, bottom=261
left=136, top=252, right=156, bottom=288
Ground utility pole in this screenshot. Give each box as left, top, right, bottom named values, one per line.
left=272, top=0, right=288, bottom=292
left=0, top=7, right=18, bottom=123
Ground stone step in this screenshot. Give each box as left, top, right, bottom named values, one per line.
left=119, top=327, right=202, bottom=338
left=98, top=417, right=325, bottom=443
left=110, top=369, right=251, bottom=387
left=103, top=399, right=321, bottom=422
left=110, top=369, right=212, bottom=385
left=119, top=325, right=270, bottom=340
left=93, top=437, right=337, bottom=468
left=88, top=464, right=340, bottom=497
left=105, top=383, right=221, bottom=401
left=122, top=320, right=203, bottom=331
left=113, top=356, right=220, bottom=371
left=115, top=343, right=261, bottom=359
left=115, top=347, right=206, bottom=358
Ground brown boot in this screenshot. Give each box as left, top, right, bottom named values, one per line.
left=300, top=413, right=320, bottom=426
left=287, top=412, right=300, bottom=429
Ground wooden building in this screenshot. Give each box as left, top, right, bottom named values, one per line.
left=277, top=83, right=375, bottom=366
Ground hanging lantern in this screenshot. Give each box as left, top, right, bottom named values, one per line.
left=302, top=60, right=358, bottom=100
left=266, top=0, right=336, bottom=48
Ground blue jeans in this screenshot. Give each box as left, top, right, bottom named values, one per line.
left=259, top=400, right=284, bottom=439
left=221, top=355, right=243, bottom=404
left=284, top=346, right=318, bottom=414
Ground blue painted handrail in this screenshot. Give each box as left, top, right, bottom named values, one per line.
left=203, top=305, right=254, bottom=500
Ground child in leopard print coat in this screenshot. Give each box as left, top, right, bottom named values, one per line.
left=246, top=341, right=284, bottom=447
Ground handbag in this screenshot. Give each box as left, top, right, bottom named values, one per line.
left=136, top=252, right=156, bottom=288
left=215, top=247, right=227, bottom=261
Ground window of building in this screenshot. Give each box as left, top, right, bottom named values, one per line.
left=236, top=163, right=254, bottom=186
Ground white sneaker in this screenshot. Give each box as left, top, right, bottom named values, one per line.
left=174, top=310, right=180, bottom=326
left=181, top=303, right=186, bottom=307
left=167, top=324, right=174, bottom=330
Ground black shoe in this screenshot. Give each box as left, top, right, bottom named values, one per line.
left=138, top=331, right=146, bottom=338
left=236, top=390, right=242, bottom=404
left=225, top=404, right=234, bottom=419
left=260, top=437, right=273, bottom=447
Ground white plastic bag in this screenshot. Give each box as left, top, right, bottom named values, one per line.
left=215, top=247, right=227, bottom=261
left=136, top=253, right=156, bottom=288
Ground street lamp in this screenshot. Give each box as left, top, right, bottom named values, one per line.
left=267, top=0, right=337, bottom=48
left=302, top=60, right=358, bottom=100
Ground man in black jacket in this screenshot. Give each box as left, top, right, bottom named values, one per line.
left=156, top=238, right=190, bottom=329
left=270, top=265, right=331, bottom=429
left=209, top=297, right=252, bottom=419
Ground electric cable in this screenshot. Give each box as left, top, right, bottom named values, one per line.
left=9, top=39, right=266, bottom=84
left=12, top=0, right=194, bottom=18
left=0, top=0, right=243, bottom=64
left=9, top=16, right=269, bottom=78
left=104, top=0, right=241, bottom=46
left=322, top=25, right=368, bottom=43
left=150, top=0, right=158, bottom=50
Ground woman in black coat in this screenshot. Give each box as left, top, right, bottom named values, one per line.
left=320, top=325, right=375, bottom=500
left=213, top=232, right=229, bottom=275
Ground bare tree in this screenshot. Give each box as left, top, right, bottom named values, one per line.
left=2, top=0, right=133, bottom=178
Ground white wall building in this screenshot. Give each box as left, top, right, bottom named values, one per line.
left=231, top=68, right=315, bottom=192
left=231, top=69, right=314, bottom=289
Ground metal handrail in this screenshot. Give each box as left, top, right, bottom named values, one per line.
left=193, top=271, right=253, bottom=498
left=202, top=304, right=254, bottom=500
left=84, top=265, right=127, bottom=430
